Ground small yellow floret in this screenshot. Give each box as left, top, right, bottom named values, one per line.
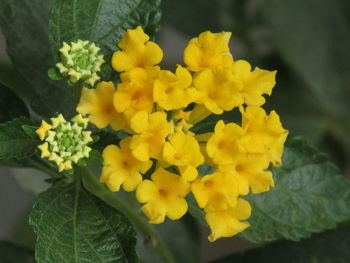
left=76, top=81, right=126, bottom=130
left=241, top=106, right=288, bottom=166
left=184, top=31, right=233, bottom=72
left=219, top=153, right=273, bottom=195
left=136, top=167, right=190, bottom=223
left=232, top=60, right=277, bottom=106
left=206, top=120, right=247, bottom=165
left=114, top=67, right=157, bottom=118
left=129, top=111, right=172, bottom=162
left=101, top=137, right=153, bottom=192
left=192, top=172, right=238, bottom=211
left=35, top=120, right=52, bottom=140
left=163, top=132, right=204, bottom=181
left=206, top=198, right=251, bottom=242
left=112, top=26, right=163, bottom=72
left=193, top=66, right=243, bottom=114
left=153, top=65, right=198, bottom=110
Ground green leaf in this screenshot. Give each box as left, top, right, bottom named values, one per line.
left=0, top=0, right=75, bottom=118
left=0, top=241, right=35, bottom=263
left=0, top=118, right=40, bottom=159
left=87, top=149, right=103, bottom=164
left=21, top=125, right=39, bottom=139
left=162, top=0, right=226, bottom=36
left=211, top=223, right=350, bottom=263
left=91, top=131, right=121, bottom=152
left=0, top=83, right=29, bottom=123
left=263, top=0, right=350, bottom=119
left=49, top=0, right=162, bottom=80
left=47, top=68, right=63, bottom=81
left=239, top=136, right=350, bottom=243
left=29, top=181, right=138, bottom=263
left=187, top=193, right=207, bottom=227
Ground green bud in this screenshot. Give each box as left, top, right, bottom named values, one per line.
left=56, top=40, right=104, bottom=86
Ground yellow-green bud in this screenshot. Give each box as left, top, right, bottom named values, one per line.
left=56, top=40, right=104, bottom=86
left=36, top=114, right=93, bottom=172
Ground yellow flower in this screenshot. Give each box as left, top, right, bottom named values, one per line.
left=184, top=31, right=233, bottom=72
left=76, top=81, right=126, bottom=130
left=205, top=198, right=251, bottom=242
left=191, top=171, right=238, bottom=211
left=153, top=65, right=198, bottom=110
left=35, top=120, right=52, bottom=140
left=163, top=132, right=204, bottom=181
left=193, top=66, right=243, bottom=114
left=136, top=167, right=190, bottom=223
left=114, top=67, right=158, bottom=119
left=219, top=153, right=274, bottom=195
left=129, top=111, right=172, bottom=162
left=231, top=60, right=277, bottom=106
left=112, top=26, right=163, bottom=72
left=206, top=120, right=247, bottom=165
left=101, top=137, right=153, bottom=192
left=241, top=106, right=288, bottom=166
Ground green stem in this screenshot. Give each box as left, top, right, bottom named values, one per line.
left=76, top=166, right=177, bottom=263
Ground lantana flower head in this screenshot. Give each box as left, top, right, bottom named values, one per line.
left=56, top=40, right=104, bottom=86
left=74, top=26, right=288, bottom=241
left=36, top=114, right=92, bottom=172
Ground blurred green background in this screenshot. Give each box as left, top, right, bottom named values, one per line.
left=0, top=0, right=349, bottom=261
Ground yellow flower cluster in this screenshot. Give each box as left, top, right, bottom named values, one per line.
left=76, top=26, right=288, bottom=241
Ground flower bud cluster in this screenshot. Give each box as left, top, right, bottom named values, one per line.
left=36, top=114, right=92, bottom=172
left=56, top=40, right=104, bottom=86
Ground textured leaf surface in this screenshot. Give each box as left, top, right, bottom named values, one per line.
left=49, top=0, right=161, bottom=80
left=239, top=136, right=350, bottom=242
left=211, top=223, right=350, bottom=263
left=0, top=0, right=75, bottom=117
left=0, top=118, right=39, bottom=159
left=0, top=83, right=29, bottom=123
left=0, top=241, right=35, bottom=263
left=263, top=0, right=350, bottom=118
left=29, top=182, right=137, bottom=263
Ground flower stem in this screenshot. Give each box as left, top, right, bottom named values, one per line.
left=76, top=166, right=177, bottom=263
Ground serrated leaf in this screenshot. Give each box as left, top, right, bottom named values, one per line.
left=29, top=181, right=138, bottom=263
left=0, top=83, right=29, bottom=123
left=239, top=136, right=350, bottom=243
left=0, top=118, right=40, bottom=159
left=49, top=0, right=162, bottom=81
left=210, top=223, right=350, bottom=263
left=0, top=0, right=75, bottom=118
left=0, top=240, right=35, bottom=263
